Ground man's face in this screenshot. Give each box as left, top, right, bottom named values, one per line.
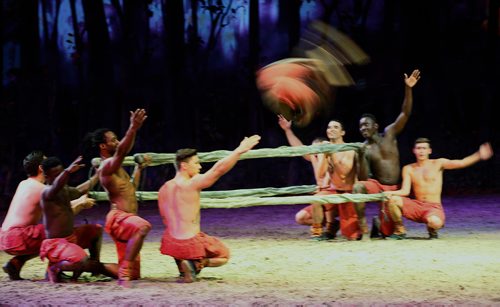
left=44, top=165, right=64, bottom=185
left=413, top=142, right=432, bottom=161
left=183, top=155, right=202, bottom=177
left=359, top=117, right=378, bottom=139
left=101, top=131, right=119, bottom=155
left=326, top=121, right=345, bottom=140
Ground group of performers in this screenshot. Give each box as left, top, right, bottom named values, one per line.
left=0, top=69, right=493, bottom=285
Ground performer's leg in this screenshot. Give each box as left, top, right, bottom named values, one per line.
left=353, top=182, right=368, bottom=234
left=2, top=254, right=37, bottom=280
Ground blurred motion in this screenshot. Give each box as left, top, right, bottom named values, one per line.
left=256, top=21, right=370, bottom=127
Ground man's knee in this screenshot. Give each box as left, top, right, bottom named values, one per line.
left=136, top=224, right=151, bottom=237
left=295, top=210, right=310, bottom=225
left=426, top=216, right=444, bottom=230
left=353, top=182, right=367, bottom=193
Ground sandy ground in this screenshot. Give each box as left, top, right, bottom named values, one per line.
left=1, top=194, right=500, bottom=306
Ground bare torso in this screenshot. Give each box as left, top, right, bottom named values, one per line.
left=41, top=186, right=81, bottom=238
left=365, top=135, right=401, bottom=185
left=1, top=178, right=44, bottom=231
left=100, top=165, right=138, bottom=213
left=158, top=175, right=201, bottom=240
left=406, top=160, right=443, bottom=203
left=327, top=150, right=357, bottom=191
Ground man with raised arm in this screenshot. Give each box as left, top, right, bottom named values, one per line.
left=39, top=156, right=115, bottom=283
left=353, top=69, right=421, bottom=237
left=158, top=135, right=260, bottom=283
left=93, top=108, right=151, bottom=286
left=278, top=115, right=367, bottom=240
left=0, top=151, right=95, bottom=280
left=383, top=139, right=493, bottom=239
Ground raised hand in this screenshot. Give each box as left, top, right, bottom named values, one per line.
left=404, top=69, right=421, bottom=88
left=277, top=114, right=292, bottom=130
left=479, top=142, right=493, bottom=161
left=236, top=135, right=261, bottom=154
left=129, top=108, right=148, bottom=130
left=66, top=156, right=85, bottom=174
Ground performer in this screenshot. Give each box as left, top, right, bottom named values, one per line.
left=278, top=115, right=367, bottom=240
left=158, top=135, right=260, bottom=283
left=39, top=156, right=115, bottom=283
left=92, top=108, right=151, bottom=286
left=0, top=151, right=95, bottom=280
left=383, top=139, right=493, bottom=239
left=353, top=69, right=421, bottom=237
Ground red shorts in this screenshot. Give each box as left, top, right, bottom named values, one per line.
left=358, top=179, right=399, bottom=236
left=0, top=224, right=45, bottom=255
left=105, top=209, right=152, bottom=242
left=40, top=233, right=87, bottom=265
left=402, top=198, right=445, bottom=224
left=160, top=231, right=230, bottom=260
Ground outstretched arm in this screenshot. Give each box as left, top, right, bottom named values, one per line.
left=385, top=69, right=421, bottom=136
left=384, top=165, right=412, bottom=197
left=43, top=156, right=85, bottom=200
left=277, top=114, right=310, bottom=161
left=441, top=142, right=493, bottom=170
left=100, top=109, right=147, bottom=176
left=192, top=135, right=261, bottom=190
left=71, top=194, right=96, bottom=215
left=130, top=154, right=151, bottom=188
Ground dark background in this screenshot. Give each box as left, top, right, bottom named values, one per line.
left=1, top=0, right=499, bottom=208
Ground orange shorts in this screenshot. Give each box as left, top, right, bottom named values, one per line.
left=0, top=224, right=45, bottom=255
left=160, top=231, right=230, bottom=260
left=357, top=179, right=399, bottom=236
left=105, top=209, right=151, bottom=242
left=40, top=233, right=87, bottom=265
left=402, top=198, right=445, bottom=224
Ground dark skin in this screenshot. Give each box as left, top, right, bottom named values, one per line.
left=41, top=156, right=117, bottom=282
left=354, top=69, right=421, bottom=232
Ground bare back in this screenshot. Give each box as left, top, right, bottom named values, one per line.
left=99, top=160, right=138, bottom=213
left=158, top=175, right=201, bottom=239
left=41, top=186, right=81, bottom=238
left=365, top=134, right=400, bottom=185
left=405, top=160, right=444, bottom=203
left=1, top=178, right=44, bottom=230
left=327, top=150, right=357, bottom=191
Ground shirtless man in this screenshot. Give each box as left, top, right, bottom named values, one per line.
left=93, top=109, right=151, bottom=286
left=158, top=135, right=260, bottom=283
left=383, top=139, right=493, bottom=239
left=0, top=151, right=94, bottom=280
left=278, top=115, right=367, bottom=240
left=353, top=69, right=421, bottom=237
left=39, top=156, right=115, bottom=283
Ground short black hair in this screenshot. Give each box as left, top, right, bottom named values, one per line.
left=360, top=113, right=377, bottom=123
left=328, top=119, right=345, bottom=130
left=414, top=137, right=431, bottom=147
left=175, top=148, right=198, bottom=169
left=82, top=128, right=111, bottom=157
left=23, top=151, right=45, bottom=177
left=41, top=157, right=63, bottom=173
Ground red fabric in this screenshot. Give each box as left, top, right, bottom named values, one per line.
left=0, top=224, right=45, bottom=255
left=105, top=209, right=152, bottom=242
left=39, top=233, right=87, bottom=264
left=401, top=198, right=445, bottom=224
left=358, top=179, right=399, bottom=236
left=160, top=231, right=230, bottom=260
left=301, top=190, right=360, bottom=239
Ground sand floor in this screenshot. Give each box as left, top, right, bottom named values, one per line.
left=1, top=194, right=500, bottom=306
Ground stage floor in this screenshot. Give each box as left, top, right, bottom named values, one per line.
left=1, top=194, right=500, bottom=305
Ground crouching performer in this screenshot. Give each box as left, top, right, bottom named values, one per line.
left=158, top=135, right=260, bottom=283
left=40, top=156, right=117, bottom=283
